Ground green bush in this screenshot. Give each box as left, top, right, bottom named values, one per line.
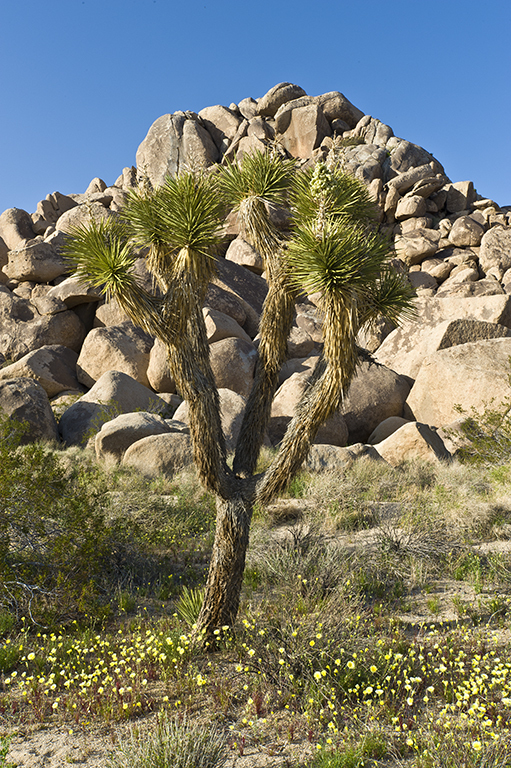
left=452, top=371, right=511, bottom=465
left=0, top=736, right=16, bottom=768
left=0, top=413, right=137, bottom=626
left=106, top=714, right=227, bottom=768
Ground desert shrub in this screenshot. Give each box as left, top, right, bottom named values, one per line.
left=0, top=736, right=16, bottom=768
left=106, top=713, right=227, bottom=768
left=177, top=585, right=205, bottom=626
left=308, top=731, right=389, bottom=767
left=239, top=530, right=367, bottom=695
left=451, top=381, right=511, bottom=466
left=0, top=413, right=140, bottom=626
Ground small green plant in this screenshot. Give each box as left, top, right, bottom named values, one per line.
left=0, top=611, right=15, bottom=637
left=106, top=713, right=227, bottom=768
left=309, top=731, right=388, bottom=767
left=335, top=136, right=366, bottom=147
left=452, top=552, right=484, bottom=591
left=0, top=736, right=16, bottom=768
left=285, top=472, right=310, bottom=499
left=118, top=590, right=137, bottom=614
left=0, top=412, right=142, bottom=627
left=177, top=586, right=205, bottom=626
left=426, top=596, right=440, bottom=615
left=451, top=369, right=511, bottom=465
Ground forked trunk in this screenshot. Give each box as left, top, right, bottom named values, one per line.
left=196, top=492, right=253, bottom=640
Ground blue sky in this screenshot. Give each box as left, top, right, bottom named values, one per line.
left=1, top=0, right=509, bottom=216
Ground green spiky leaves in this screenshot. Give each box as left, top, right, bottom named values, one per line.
left=63, top=215, right=165, bottom=337
left=123, top=172, right=224, bottom=289
left=63, top=216, right=139, bottom=301
left=359, top=265, right=416, bottom=329
left=287, top=161, right=414, bottom=330
left=218, top=150, right=296, bottom=259
left=286, top=219, right=390, bottom=300
left=219, top=150, right=295, bottom=210
left=290, top=162, right=377, bottom=228
left=125, top=173, right=224, bottom=256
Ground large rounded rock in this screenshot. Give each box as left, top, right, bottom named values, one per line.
left=375, top=318, right=511, bottom=379
left=203, top=307, right=252, bottom=344
left=203, top=283, right=246, bottom=327
left=225, top=237, right=264, bottom=275
left=367, top=416, right=411, bottom=444
left=0, top=288, right=85, bottom=362
left=395, top=195, right=427, bottom=221
left=136, top=112, right=219, bottom=188
left=436, top=278, right=504, bottom=299
left=479, top=226, right=511, bottom=278
left=0, top=378, right=59, bottom=444
left=77, top=323, right=154, bottom=388
left=305, top=443, right=381, bottom=473
left=198, top=105, right=243, bottom=154
left=394, top=228, right=440, bottom=265
left=0, top=208, right=35, bottom=249
left=173, top=388, right=247, bottom=453
left=384, top=139, right=444, bottom=179
left=209, top=337, right=257, bottom=397
left=269, top=371, right=349, bottom=447
left=55, top=202, right=115, bottom=234
left=146, top=337, right=175, bottom=393
left=257, top=82, right=307, bottom=118
left=280, top=104, right=332, bottom=159
left=340, top=361, right=411, bottom=443
left=33, top=192, right=78, bottom=232
left=448, top=216, right=484, bottom=247
left=287, top=326, right=315, bottom=358
left=278, top=352, right=320, bottom=385
left=446, top=181, right=476, bottom=213
left=315, top=91, right=364, bottom=127
left=47, top=276, right=103, bottom=308
left=274, top=91, right=363, bottom=134
left=94, top=298, right=130, bottom=327
left=0, top=345, right=79, bottom=397
left=211, top=257, right=268, bottom=338
left=406, top=338, right=511, bottom=427
left=373, top=421, right=450, bottom=466
left=122, top=432, right=193, bottom=477
left=59, top=371, right=167, bottom=446
left=386, top=164, right=437, bottom=194
left=3, top=241, right=68, bottom=283
left=374, top=296, right=511, bottom=378
left=95, top=411, right=172, bottom=467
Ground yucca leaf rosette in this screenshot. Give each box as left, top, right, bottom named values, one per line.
left=219, top=149, right=295, bottom=263
left=63, top=216, right=163, bottom=338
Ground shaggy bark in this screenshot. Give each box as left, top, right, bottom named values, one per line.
left=196, top=490, right=254, bottom=637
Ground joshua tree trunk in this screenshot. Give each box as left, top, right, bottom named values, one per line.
left=196, top=487, right=254, bottom=636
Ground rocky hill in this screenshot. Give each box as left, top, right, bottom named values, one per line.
left=1, top=81, right=511, bottom=470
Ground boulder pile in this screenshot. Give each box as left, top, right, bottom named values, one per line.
left=1, top=82, right=510, bottom=473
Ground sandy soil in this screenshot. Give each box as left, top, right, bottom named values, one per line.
left=4, top=720, right=311, bottom=767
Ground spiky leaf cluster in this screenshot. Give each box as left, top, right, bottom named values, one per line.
left=286, top=220, right=389, bottom=298
left=63, top=217, right=139, bottom=301
left=287, top=162, right=414, bottom=328
left=218, top=150, right=296, bottom=259
left=219, top=149, right=295, bottom=211
left=123, top=172, right=224, bottom=289
left=290, top=162, right=377, bottom=228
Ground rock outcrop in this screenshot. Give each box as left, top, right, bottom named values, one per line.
left=1, top=81, right=510, bottom=472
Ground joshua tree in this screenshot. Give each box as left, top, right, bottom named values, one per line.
left=65, top=150, right=413, bottom=639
